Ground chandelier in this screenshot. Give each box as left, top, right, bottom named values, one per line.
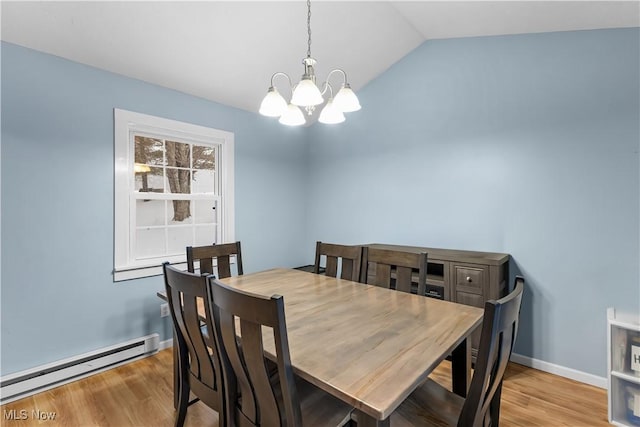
left=258, top=0, right=361, bottom=126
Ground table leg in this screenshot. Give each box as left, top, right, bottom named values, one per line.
left=451, top=337, right=471, bottom=397
left=354, top=409, right=390, bottom=427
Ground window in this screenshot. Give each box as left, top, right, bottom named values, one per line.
left=114, top=109, right=234, bottom=281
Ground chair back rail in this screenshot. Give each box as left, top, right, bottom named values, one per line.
left=363, top=247, right=428, bottom=295
left=187, top=242, right=243, bottom=278
left=314, top=241, right=363, bottom=282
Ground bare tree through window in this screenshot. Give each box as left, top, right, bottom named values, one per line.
left=134, top=136, right=216, bottom=222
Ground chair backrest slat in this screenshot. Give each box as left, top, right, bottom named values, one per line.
left=373, top=263, right=392, bottom=288
left=241, top=319, right=281, bottom=426
left=325, top=256, right=339, bottom=277
left=217, top=255, right=232, bottom=278
left=395, top=266, right=413, bottom=293
left=187, top=242, right=243, bottom=278
left=364, top=247, right=427, bottom=295
left=458, top=276, right=525, bottom=427
left=209, top=279, right=303, bottom=427
left=314, top=241, right=364, bottom=282
left=219, top=309, right=256, bottom=423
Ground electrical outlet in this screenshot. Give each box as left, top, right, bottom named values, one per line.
left=160, top=303, right=170, bottom=318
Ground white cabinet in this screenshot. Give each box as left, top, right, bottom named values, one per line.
left=608, top=307, right=640, bottom=426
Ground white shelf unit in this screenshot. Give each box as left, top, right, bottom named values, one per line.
left=608, top=307, right=640, bottom=426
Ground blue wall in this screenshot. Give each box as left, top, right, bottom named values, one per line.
left=306, top=28, right=640, bottom=377
left=2, top=28, right=639, bottom=380
left=1, top=42, right=309, bottom=375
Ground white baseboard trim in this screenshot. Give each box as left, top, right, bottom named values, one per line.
left=158, top=338, right=174, bottom=351
left=510, top=352, right=606, bottom=389
left=1, top=334, right=160, bottom=404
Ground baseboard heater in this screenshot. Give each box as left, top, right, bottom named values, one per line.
left=0, top=333, right=159, bottom=404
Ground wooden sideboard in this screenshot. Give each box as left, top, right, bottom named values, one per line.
left=365, top=243, right=510, bottom=358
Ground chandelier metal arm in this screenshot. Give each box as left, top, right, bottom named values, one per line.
left=326, top=68, right=349, bottom=85
left=320, top=69, right=349, bottom=97
left=319, top=81, right=335, bottom=98
left=270, top=72, right=292, bottom=89
left=269, top=71, right=294, bottom=97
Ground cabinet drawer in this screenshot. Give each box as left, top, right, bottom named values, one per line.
left=454, top=265, right=485, bottom=295
left=455, top=291, right=484, bottom=308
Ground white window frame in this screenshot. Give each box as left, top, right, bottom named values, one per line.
left=114, top=109, right=234, bottom=281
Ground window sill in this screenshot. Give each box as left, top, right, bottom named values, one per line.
left=114, top=261, right=186, bottom=282
left=114, top=257, right=237, bottom=282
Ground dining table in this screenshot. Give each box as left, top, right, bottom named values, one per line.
left=161, top=267, right=483, bottom=427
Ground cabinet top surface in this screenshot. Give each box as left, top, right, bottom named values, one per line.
left=367, top=244, right=510, bottom=265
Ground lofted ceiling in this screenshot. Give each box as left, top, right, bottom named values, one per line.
left=2, top=1, right=638, bottom=116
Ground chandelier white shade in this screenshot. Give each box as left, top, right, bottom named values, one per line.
left=259, top=87, right=288, bottom=117
left=259, top=0, right=361, bottom=126
left=279, top=104, right=306, bottom=126
left=318, top=99, right=345, bottom=124
left=291, top=77, right=324, bottom=107
left=333, top=84, right=361, bottom=113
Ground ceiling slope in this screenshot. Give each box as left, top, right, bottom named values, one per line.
left=2, top=1, right=638, bottom=114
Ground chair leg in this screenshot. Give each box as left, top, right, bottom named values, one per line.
left=489, top=382, right=503, bottom=426
left=173, top=338, right=179, bottom=409
left=174, top=376, right=190, bottom=427
left=174, top=347, right=190, bottom=427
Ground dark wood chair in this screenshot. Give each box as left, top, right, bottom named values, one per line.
left=361, top=247, right=428, bottom=294
left=314, top=241, right=364, bottom=282
left=207, top=278, right=353, bottom=427
left=186, top=241, right=243, bottom=278
left=391, top=276, right=525, bottom=427
left=162, top=263, right=225, bottom=427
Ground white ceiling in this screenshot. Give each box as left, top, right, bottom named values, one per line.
left=2, top=1, right=638, bottom=115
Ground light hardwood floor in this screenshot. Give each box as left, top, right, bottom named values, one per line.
left=1, top=349, right=608, bottom=427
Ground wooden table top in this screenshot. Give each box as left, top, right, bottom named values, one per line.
left=212, top=268, right=483, bottom=420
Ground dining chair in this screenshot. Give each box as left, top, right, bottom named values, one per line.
left=390, top=276, right=525, bottom=427
left=314, top=241, right=364, bottom=282
left=162, top=263, right=225, bottom=427
left=186, top=241, right=243, bottom=278
left=207, top=278, right=354, bottom=427
left=362, top=247, right=428, bottom=295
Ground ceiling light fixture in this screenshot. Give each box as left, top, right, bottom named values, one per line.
left=259, top=0, right=361, bottom=126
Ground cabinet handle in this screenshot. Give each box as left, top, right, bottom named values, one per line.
left=466, top=276, right=472, bottom=282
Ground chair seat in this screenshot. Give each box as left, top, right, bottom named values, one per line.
left=299, top=377, right=353, bottom=426
left=391, top=378, right=463, bottom=427
left=278, top=376, right=353, bottom=426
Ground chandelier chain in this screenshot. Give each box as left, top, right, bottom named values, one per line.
left=306, top=0, right=312, bottom=58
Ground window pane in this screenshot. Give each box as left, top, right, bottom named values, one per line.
left=136, top=228, right=165, bottom=259
left=134, top=136, right=163, bottom=166
left=168, top=199, right=193, bottom=224
left=194, top=225, right=217, bottom=247
left=166, top=140, right=190, bottom=168
left=167, top=227, right=192, bottom=256
left=192, top=169, right=216, bottom=193
left=193, top=145, right=215, bottom=170
left=166, top=168, right=191, bottom=194
left=135, top=166, right=164, bottom=192
left=136, top=199, right=165, bottom=226
left=193, top=199, right=216, bottom=225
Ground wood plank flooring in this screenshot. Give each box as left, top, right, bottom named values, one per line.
left=1, top=349, right=608, bottom=426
